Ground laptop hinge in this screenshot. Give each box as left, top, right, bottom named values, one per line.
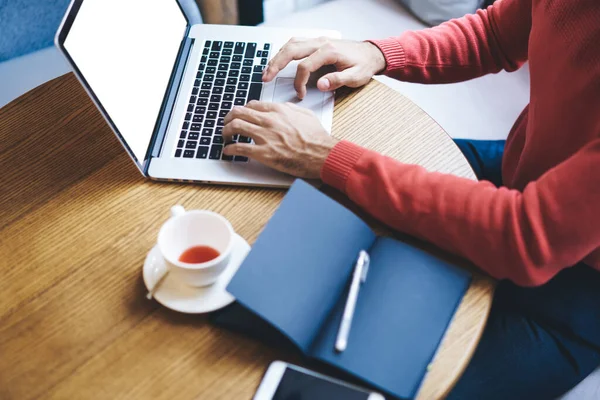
left=144, top=30, right=195, bottom=175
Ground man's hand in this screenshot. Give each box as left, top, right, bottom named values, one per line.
left=222, top=101, right=338, bottom=179
left=262, top=37, right=386, bottom=99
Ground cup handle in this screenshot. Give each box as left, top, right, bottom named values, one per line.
left=171, top=205, right=186, bottom=218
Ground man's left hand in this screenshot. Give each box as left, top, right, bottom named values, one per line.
left=222, top=101, right=338, bottom=179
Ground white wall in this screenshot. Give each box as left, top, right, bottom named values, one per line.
left=264, top=0, right=331, bottom=22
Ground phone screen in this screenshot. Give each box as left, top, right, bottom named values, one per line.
left=273, top=367, right=371, bottom=400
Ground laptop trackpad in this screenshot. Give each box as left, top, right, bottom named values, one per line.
left=272, top=78, right=325, bottom=119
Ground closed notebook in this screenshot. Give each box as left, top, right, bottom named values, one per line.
left=223, top=180, right=471, bottom=399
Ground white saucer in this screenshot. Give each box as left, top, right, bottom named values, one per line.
left=142, top=233, right=250, bottom=314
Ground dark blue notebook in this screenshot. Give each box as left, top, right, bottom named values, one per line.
left=225, top=180, right=471, bottom=399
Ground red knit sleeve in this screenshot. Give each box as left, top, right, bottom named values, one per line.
left=369, top=0, right=531, bottom=84
left=321, top=140, right=600, bottom=286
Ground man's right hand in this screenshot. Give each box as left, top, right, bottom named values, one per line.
left=262, top=38, right=387, bottom=99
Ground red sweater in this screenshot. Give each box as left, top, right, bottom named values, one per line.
left=321, top=0, right=600, bottom=286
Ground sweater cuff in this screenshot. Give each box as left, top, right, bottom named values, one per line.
left=367, top=38, right=407, bottom=74
left=321, top=141, right=366, bottom=193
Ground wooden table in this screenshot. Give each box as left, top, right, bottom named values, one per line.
left=0, top=74, right=494, bottom=400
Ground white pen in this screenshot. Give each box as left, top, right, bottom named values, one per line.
left=335, top=250, right=370, bottom=353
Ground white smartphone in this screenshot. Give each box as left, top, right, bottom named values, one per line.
left=253, top=361, right=385, bottom=400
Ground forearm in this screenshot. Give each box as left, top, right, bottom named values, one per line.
left=321, top=140, right=600, bottom=286
left=369, top=0, right=531, bottom=84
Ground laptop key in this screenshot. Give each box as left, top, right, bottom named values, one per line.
left=209, top=102, right=219, bottom=111
left=245, top=43, right=257, bottom=58
left=202, top=128, right=213, bottom=136
left=215, top=79, right=225, bottom=86
left=184, top=150, right=195, bottom=158
left=196, top=146, right=209, bottom=159
left=199, top=90, right=210, bottom=97
left=257, top=50, right=263, bottom=57
left=201, top=56, right=207, bottom=63
left=239, top=136, right=252, bottom=143
left=221, top=102, right=233, bottom=110
left=218, top=64, right=229, bottom=71
left=217, top=118, right=225, bottom=126
left=217, top=71, right=227, bottom=78
left=206, top=67, right=216, bottom=74
left=227, top=77, right=238, bottom=85
left=235, top=156, right=249, bottom=162
left=215, top=127, right=223, bottom=135
left=238, top=82, right=249, bottom=90
left=189, top=96, right=197, bottom=104
left=198, top=98, right=208, bottom=106
left=220, top=56, right=231, bottom=63
left=185, top=112, right=192, bottom=121
left=248, top=83, right=262, bottom=101
left=254, top=65, right=265, bottom=73
left=264, top=43, right=270, bottom=50
left=224, top=41, right=234, bottom=48
left=209, top=145, right=223, bottom=160
left=198, top=63, right=205, bottom=71
left=243, top=59, right=253, bottom=66
left=196, top=71, right=203, bottom=79
left=223, top=48, right=232, bottom=56
left=188, top=132, right=200, bottom=140
left=207, top=111, right=217, bottom=119
left=186, top=141, right=197, bottom=149
left=233, top=55, right=242, bottom=62
left=204, top=40, right=211, bottom=48
left=178, top=139, right=185, bottom=148
left=205, top=119, right=216, bottom=128
left=210, top=51, right=220, bottom=58
left=193, top=115, right=204, bottom=123
left=242, top=66, right=252, bottom=74
left=183, top=122, right=190, bottom=130
left=236, top=90, right=248, bottom=98
left=210, top=94, right=221, bottom=102
left=194, top=79, right=201, bottom=87
left=196, top=106, right=207, bottom=114
left=175, top=149, right=182, bottom=157
left=234, top=42, right=245, bottom=54
left=200, top=137, right=211, bottom=146
left=203, top=47, right=209, bottom=55
left=251, top=73, right=263, bottom=83
left=180, top=130, right=187, bottom=138
left=201, top=82, right=212, bottom=90
left=187, top=104, right=194, bottom=112
left=261, top=58, right=268, bottom=65
left=204, top=74, right=214, bottom=82
left=213, top=87, right=224, bottom=95
left=208, top=59, right=218, bottom=66
left=229, top=70, right=240, bottom=77
left=219, top=109, right=229, bottom=118
left=234, top=98, right=245, bottom=106
left=190, top=123, right=202, bottom=131
left=225, top=85, right=235, bottom=93
left=211, top=41, right=222, bottom=51
left=223, top=93, right=234, bottom=101
left=240, top=74, right=250, bottom=82
left=213, top=135, right=224, bottom=144
left=222, top=154, right=234, bottom=161
left=231, top=62, right=241, bottom=70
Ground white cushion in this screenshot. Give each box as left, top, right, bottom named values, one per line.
left=261, top=0, right=530, bottom=140
left=0, top=46, right=70, bottom=109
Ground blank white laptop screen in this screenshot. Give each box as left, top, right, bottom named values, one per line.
left=64, top=0, right=187, bottom=163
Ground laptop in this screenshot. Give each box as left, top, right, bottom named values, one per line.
left=55, top=0, right=340, bottom=187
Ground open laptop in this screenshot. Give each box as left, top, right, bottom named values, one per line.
left=56, top=0, right=340, bottom=187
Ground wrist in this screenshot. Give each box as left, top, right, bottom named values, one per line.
left=311, top=136, right=339, bottom=178
left=364, top=41, right=387, bottom=75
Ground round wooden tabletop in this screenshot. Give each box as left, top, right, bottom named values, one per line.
left=0, top=73, right=494, bottom=400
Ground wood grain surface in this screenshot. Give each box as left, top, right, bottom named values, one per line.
left=0, top=73, right=494, bottom=400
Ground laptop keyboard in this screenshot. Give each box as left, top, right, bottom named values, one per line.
left=174, top=40, right=271, bottom=162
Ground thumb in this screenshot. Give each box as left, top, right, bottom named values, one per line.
left=317, top=67, right=363, bottom=91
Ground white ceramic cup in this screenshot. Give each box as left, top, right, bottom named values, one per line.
left=157, top=205, right=235, bottom=287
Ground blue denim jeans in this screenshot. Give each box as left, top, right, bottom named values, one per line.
left=448, top=140, right=600, bottom=399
